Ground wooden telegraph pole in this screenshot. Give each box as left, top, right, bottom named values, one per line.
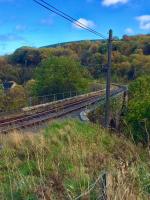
left=105, top=29, right=113, bottom=128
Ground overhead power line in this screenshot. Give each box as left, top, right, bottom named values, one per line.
left=33, top=0, right=106, bottom=39
left=38, top=0, right=106, bottom=39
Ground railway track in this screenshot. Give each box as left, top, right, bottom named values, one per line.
left=0, top=90, right=103, bottom=124
left=0, top=87, right=127, bottom=133
left=0, top=90, right=103, bottom=133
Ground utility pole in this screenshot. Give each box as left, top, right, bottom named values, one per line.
left=105, top=29, right=113, bottom=128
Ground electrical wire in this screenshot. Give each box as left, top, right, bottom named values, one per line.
left=39, top=0, right=106, bottom=39
left=33, top=0, right=107, bottom=39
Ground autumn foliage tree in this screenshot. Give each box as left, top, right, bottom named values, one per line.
left=0, top=34, right=150, bottom=84
left=0, top=85, right=27, bottom=112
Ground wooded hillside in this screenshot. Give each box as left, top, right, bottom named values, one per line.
left=0, top=34, right=150, bottom=84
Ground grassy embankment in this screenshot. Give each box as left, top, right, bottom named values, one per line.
left=0, top=119, right=150, bottom=200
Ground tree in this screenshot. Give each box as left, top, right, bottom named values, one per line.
left=25, top=79, right=36, bottom=96
left=0, top=58, right=19, bottom=82
left=143, top=43, right=150, bottom=55
left=0, top=85, right=27, bottom=112
left=33, top=57, right=89, bottom=96
left=9, top=47, right=41, bottom=66
left=8, top=85, right=27, bottom=110
left=125, top=76, right=150, bottom=144
left=0, top=34, right=150, bottom=85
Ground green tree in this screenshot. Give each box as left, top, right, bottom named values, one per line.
left=25, top=79, right=36, bottom=96
left=33, top=57, right=89, bottom=96
left=125, top=76, right=150, bottom=144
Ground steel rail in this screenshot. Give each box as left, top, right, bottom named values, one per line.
left=0, top=87, right=127, bottom=133
left=0, top=91, right=104, bottom=133
left=0, top=95, right=101, bottom=133
left=0, top=91, right=102, bottom=126
left=0, top=90, right=105, bottom=124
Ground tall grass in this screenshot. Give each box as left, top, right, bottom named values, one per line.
left=0, top=120, right=149, bottom=199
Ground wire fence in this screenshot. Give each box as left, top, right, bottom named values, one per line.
left=28, top=91, right=78, bottom=107
left=27, top=88, right=103, bottom=107
left=83, top=86, right=128, bottom=114
left=66, top=171, right=108, bottom=200
left=0, top=86, right=126, bottom=118
left=0, top=88, right=102, bottom=117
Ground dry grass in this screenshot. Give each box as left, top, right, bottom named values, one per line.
left=0, top=119, right=150, bottom=199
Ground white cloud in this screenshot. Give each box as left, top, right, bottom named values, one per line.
left=102, top=0, right=128, bottom=6
left=125, top=28, right=134, bottom=34
left=136, top=15, right=150, bottom=30
left=73, top=18, right=95, bottom=29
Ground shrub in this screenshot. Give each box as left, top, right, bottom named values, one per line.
left=125, top=75, right=150, bottom=144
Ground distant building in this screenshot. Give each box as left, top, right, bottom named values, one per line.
left=2, top=81, right=16, bottom=91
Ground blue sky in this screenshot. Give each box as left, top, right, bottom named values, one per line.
left=0, top=0, right=149, bottom=55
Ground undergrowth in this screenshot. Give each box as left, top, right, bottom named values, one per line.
left=0, top=119, right=150, bottom=199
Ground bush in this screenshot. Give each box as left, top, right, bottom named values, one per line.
left=0, top=85, right=27, bottom=112
left=125, top=75, right=150, bottom=144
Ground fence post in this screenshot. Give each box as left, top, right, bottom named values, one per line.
left=99, top=172, right=107, bottom=200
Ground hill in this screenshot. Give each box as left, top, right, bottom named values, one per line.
left=0, top=119, right=150, bottom=199
left=41, top=39, right=101, bottom=48
left=0, top=34, right=150, bottom=84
